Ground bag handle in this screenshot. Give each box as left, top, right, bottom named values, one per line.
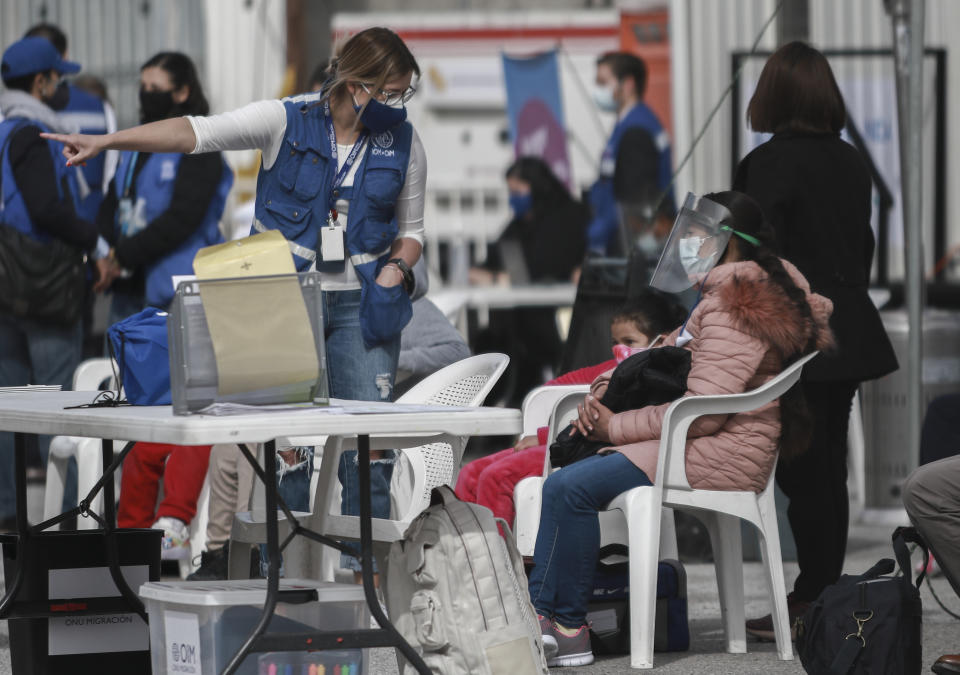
left=429, top=484, right=458, bottom=507
left=892, top=525, right=930, bottom=589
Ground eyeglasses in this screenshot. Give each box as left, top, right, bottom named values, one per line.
left=358, top=81, right=416, bottom=107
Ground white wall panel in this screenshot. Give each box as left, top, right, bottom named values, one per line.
left=810, top=0, right=960, bottom=280
left=1, top=0, right=205, bottom=130
left=669, top=0, right=779, bottom=200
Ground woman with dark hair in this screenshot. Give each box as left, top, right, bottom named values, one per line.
left=470, top=156, right=587, bottom=405
left=94, top=51, right=231, bottom=324
left=531, top=191, right=833, bottom=667
left=733, top=41, right=898, bottom=637
left=95, top=52, right=231, bottom=560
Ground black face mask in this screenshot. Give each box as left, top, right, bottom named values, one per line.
left=44, top=79, right=70, bottom=111
left=139, top=89, right=176, bottom=123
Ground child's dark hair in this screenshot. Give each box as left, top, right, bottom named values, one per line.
left=613, top=288, right=687, bottom=339
left=703, top=190, right=821, bottom=460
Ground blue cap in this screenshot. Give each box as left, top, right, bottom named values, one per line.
left=1, top=37, right=81, bottom=80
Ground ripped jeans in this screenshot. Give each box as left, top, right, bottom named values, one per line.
left=324, top=288, right=400, bottom=571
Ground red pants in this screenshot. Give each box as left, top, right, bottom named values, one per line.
left=455, top=445, right=546, bottom=525
left=118, top=443, right=212, bottom=528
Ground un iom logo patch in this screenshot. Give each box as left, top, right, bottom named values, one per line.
left=374, top=131, right=394, bottom=149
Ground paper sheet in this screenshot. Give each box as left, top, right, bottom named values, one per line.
left=193, top=231, right=320, bottom=397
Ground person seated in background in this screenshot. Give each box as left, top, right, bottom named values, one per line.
left=187, top=259, right=470, bottom=580
left=117, top=443, right=212, bottom=560
left=903, top=452, right=960, bottom=675
left=455, top=289, right=686, bottom=527
left=531, top=191, right=833, bottom=667
left=470, top=156, right=587, bottom=407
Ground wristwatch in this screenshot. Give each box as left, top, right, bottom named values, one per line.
left=387, top=258, right=415, bottom=295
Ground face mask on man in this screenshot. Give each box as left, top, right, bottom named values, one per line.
left=44, top=78, right=70, bottom=111
left=508, top=191, right=533, bottom=218
left=678, top=236, right=718, bottom=277
left=139, top=89, right=176, bottom=124
left=592, top=83, right=617, bottom=112
left=353, top=94, right=407, bottom=134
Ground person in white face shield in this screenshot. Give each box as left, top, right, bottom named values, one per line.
left=586, top=52, right=675, bottom=257
left=531, top=191, right=834, bottom=667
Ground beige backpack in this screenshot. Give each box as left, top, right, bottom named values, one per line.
left=386, top=485, right=549, bottom=675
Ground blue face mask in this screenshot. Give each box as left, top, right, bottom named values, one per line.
left=353, top=96, right=407, bottom=133
left=509, top=192, right=533, bottom=218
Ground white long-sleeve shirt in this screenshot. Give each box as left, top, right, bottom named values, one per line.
left=187, top=94, right=425, bottom=290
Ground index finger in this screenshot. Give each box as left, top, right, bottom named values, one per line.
left=39, top=132, right=69, bottom=143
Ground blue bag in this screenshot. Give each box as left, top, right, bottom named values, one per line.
left=106, top=307, right=171, bottom=405
left=587, top=547, right=690, bottom=654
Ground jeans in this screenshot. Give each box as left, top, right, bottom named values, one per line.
left=258, top=446, right=314, bottom=577
left=0, top=313, right=83, bottom=521
left=528, top=452, right=651, bottom=628
left=278, top=288, right=400, bottom=571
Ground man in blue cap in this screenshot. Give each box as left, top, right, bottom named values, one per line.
left=0, top=37, right=101, bottom=530
left=22, top=23, right=118, bottom=223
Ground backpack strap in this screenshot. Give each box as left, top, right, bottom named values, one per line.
left=893, top=526, right=930, bottom=589
left=828, top=635, right=864, bottom=675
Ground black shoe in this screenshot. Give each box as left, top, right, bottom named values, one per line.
left=186, top=543, right=228, bottom=581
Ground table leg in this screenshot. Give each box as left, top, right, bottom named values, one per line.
left=100, top=439, right=147, bottom=621
left=357, top=433, right=431, bottom=675
left=0, top=432, right=31, bottom=617
left=223, top=440, right=281, bottom=675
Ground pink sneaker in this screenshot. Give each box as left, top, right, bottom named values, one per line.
left=538, top=615, right=558, bottom=660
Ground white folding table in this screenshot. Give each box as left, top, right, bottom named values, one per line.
left=0, top=390, right=522, bottom=674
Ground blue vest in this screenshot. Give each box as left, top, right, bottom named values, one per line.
left=114, top=150, right=233, bottom=308
left=252, top=93, right=414, bottom=347
left=60, top=85, right=111, bottom=222
left=587, top=102, right=675, bottom=254
left=0, top=117, right=80, bottom=242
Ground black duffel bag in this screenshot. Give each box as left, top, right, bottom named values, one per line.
left=0, top=225, right=86, bottom=326
left=796, top=526, right=928, bottom=675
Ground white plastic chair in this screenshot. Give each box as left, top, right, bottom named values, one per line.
left=608, top=351, right=817, bottom=669
left=512, top=384, right=678, bottom=560
left=44, top=358, right=120, bottom=530
left=227, top=353, right=510, bottom=580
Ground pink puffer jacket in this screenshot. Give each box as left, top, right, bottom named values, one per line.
left=593, top=259, right=834, bottom=493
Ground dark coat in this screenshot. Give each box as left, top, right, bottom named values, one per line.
left=549, top=346, right=690, bottom=468
left=485, top=199, right=587, bottom=283
left=733, top=131, right=898, bottom=383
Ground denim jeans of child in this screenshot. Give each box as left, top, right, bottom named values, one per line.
left=0, top=314, right=82, bottom=522
left=528, top=452, right=651, bottom=628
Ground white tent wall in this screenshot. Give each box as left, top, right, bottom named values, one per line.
left=202, top=0, right=286, bottom=173
left=667, top=0, right=780, bottom=202
left=809, top=0, right=960, bottom=279
left=0, top=0, right=206, bottom=132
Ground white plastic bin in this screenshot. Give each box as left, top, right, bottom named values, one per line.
left=140, top=579, right=368, bottom=675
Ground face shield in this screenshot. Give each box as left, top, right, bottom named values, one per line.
left=649, top=193, right=733, bottom=293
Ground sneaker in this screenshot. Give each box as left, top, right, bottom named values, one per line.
left=745, top=594, right=810, bottom=642
left=152, top=517, right=191, bottom=560
left=538, top=615, right=558, bottom=660
left=548, top=623, right=593, bottom=667
left=186, top=544, right=228, bottom=581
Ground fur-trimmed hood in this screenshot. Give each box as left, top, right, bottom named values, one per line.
left=600, top=257, right=835, bottom=494
left=702, top=259, right=835, bottom=358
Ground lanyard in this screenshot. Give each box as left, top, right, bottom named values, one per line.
left=121, top=151, right=139, bottom=199
left=323, top=100, right=368, bottom=216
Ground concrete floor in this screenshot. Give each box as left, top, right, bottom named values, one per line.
left=1, top=483, right=957, bottom=674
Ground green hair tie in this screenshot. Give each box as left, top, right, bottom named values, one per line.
left=721, top=225, right=762, bottom=247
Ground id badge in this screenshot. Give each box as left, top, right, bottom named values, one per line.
left=320, top=222, right=345, bottom=262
